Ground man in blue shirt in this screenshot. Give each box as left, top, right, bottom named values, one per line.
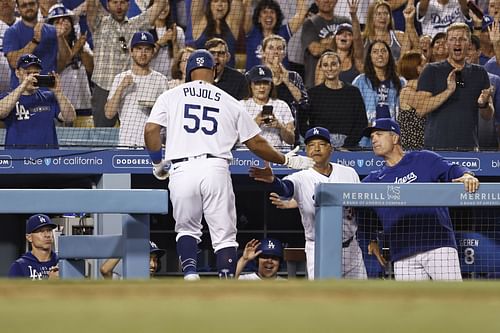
left=3, top=0, right=69, bottom=88
left=8, top=214, right=59, bottom=280
left=361, top=118, right=480, bottom=281
left=0, top=54, right=75, bottom=148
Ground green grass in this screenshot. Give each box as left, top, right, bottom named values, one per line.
left=0, top=280, right=499, bottom=333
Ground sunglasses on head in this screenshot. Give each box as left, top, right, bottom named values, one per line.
left=118, top=37, right=128, bottom=52
left=456, top=70, right=465, bottom=88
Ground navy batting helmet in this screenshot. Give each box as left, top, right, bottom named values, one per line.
left=185, top=49, right=215, bottom=82
left=257, top=238, right=283, bottom=259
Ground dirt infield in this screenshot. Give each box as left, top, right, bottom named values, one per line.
left=0, top=279, right=499, bottom=333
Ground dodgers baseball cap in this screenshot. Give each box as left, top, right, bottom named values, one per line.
left=17, top=54, right=42, bottom=69
left=185, top=49, right=216, bottom=82
left=335, top=23, right=353, bottom=35
left=304, top=127, right=331, bottom=144
left=246, top=65, right=273, bottom=83
left=26, top=214, right=57, bottom=233
left=361, top=118, right=401, bottom=137
left=149, top=241, right=165, bottom=258
left=47, top=4, right=75, bottom=24
left=482, top=15, right=494, bottom=31
left=257, top=238, right=283, bottom=259
left=131, top=31, right=155, bottom=49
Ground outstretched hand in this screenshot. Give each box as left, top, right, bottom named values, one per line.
left=269, top=193, right=298, bottom=209
left=242, top=239, right=262, bottom=261
left=249, top=161, right=275, bottom=183
left=284, top=146, right=315, bottom=170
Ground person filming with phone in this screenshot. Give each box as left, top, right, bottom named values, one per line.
left=240, top=65, right=295, bottom=149
left=0, top=53, right=75, bottom=148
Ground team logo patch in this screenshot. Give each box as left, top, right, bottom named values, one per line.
left=141, top=33, right=148, bottom=40
left=44, top=158, right=51, bottom=166
left=313, top=128, right=319, bottom=135
left=258, top=67, right=265, bottom=76
left=267, top=240, right=275, bottom=249
left=357, top=159, right=364, bottom=167
left=196, top=57, right=205, bottom=66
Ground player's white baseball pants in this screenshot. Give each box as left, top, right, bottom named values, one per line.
left=168, top=158, right=238, bottom=252
left=305, top=239, right=367, bottom=280
left=393, top=247, right=462, bottom=281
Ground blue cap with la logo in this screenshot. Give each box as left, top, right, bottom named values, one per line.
left=130, top=31, right=155, bottom=49
left=26, top=214, right=57, bottom=233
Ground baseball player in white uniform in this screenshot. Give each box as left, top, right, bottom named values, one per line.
left=144, top=49, right=315, bottom=280
left=250, top=127, right=367, bottom=280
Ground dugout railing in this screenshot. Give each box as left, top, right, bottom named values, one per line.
left=314, top=183, right=500, bottom=280
left=0, top=188, right=168, bottom=279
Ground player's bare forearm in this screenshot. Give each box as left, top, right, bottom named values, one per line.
left=244, top=134, right=286, bottom=164
left=144, top=122, right=163, bottom=152
left=100, top=258, right=120, bottom=279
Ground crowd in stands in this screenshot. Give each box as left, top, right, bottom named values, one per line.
left=1, top=0, right=500, bottom=151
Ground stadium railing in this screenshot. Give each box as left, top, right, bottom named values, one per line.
left=315, top=183, right=500, bottom=280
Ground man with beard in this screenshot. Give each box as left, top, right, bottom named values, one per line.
left=3, top=0, right=70, bottom=88
left=87, top=0, right=165, bottom=127
left=205, top=37, right=248, bottom=100
left=236, top=238, right=285, bottom=280
left=417, top=22, right=494, bottom=150
left=105, top=31, right=168, bottom=148
left=0, top=0, right=17, bottom=94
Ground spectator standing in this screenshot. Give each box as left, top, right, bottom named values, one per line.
left=149, top=0, right=185, bottom=79
left=86, top=0, right=166, bottom=127
left=303, top=51, right=366, bottom=149
left=8, top=214, right=59, bottom=280
left=362, top=0, right=419, bottom=62
left=416, top=0, right=471, bottom=37
left=301, top=0, right=351, bottom=88
left=0, top=0, right=17, bottom=94
left=429, top=32, right=448, bottom=62
left=236, top=238, right=284, bottom=280
left=205, top=37, right=249, bottom=100
left=47, top=4, right=94, bottom=127
left=249, top=127, right=367, bottom=280
left=419, top=34, right=432, bottom=61
left=186, top=0, right=244, bottom=68
left=0, top=54, right=76, bottom=148
left=3, top=0, right=71, bottom=88
left=105, top=31, right=168, bottom=148
left=261, top=34, right=308, bottom=143
left=242, top=0, right=308, bottom=72
left=352, top=40, right=404, bottom=148
left=361, top=118, right=480, bottom=281
left=467, top=33, right=500, bottom=150
left=167, top=46, right=195, bottom=89
left=241, top=65, right=295, bottom=149
left=417, top=22, right=493, bottom=150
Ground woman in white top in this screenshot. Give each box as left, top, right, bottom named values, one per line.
left=149, top=0, right=185, bottom=79
left=240, top=65, right=295, bottom=149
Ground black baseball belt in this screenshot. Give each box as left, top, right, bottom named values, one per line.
left=171, top=154, right=218, bottom=164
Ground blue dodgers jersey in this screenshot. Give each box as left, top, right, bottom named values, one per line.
left=8, top=251, right=58, bottom=280
left=2, top=90, right=60, bottom=147
left=362, top=150, right=469, bottom=261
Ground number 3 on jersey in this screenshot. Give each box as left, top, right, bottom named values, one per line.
left=184, top=104, right=219, bottom=135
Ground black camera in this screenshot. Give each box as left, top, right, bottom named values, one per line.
left=35, top=74, right=56, bottom=88
left=261, top=105, right=274, bottom=124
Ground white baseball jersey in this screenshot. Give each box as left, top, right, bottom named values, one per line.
left=109, top=69, right=168, bottom=147
left=285, top=163, right=360, bottom=243
left=285, top=163, right=367, bottom=280
left=148, top=80, right=260, bottom=160
left=417, top=0, right=470, bottom=37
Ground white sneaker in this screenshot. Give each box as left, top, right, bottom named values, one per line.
left=184, top=273, right=200, bottom=281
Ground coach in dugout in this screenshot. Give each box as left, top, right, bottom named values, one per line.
left=8, top=214, right=59, bottom=280
left=361, top=118, right=480, bottom=281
